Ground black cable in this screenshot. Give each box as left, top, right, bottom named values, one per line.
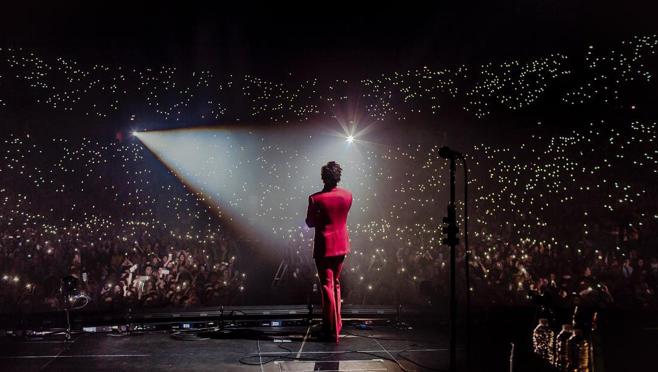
left=344, top=329, right=444, bottom=346
left=397, top=349, right=447, bottom=372
left=238, top=340, right=338, bottom=365
left=351, top=350, right=413, bottom=372
left=237, top=336, right=417, bottom=371
left=274, top=343, right=338, bottom=361
left=240, top=349, right=415, bottom=371
left=238, top=354, right=282, bottom=365
left=170, top=331, right=211, bottom=341
left=346, top=330, right=447, bottom=371
left=337, top=330, right=442, bottom=371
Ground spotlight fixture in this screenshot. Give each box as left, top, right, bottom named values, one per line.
left=346, top=135, right=355, bottom=143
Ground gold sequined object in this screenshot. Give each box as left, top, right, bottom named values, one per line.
left=532, top=318, right=555, bottom=364
left=567, top=328, right=590, bottom=372
left=554, top=324, right=573, bottom=371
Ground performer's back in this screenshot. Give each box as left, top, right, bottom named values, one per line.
left=305, top=161, right=350, bottom=343
left=306, top=187, right=352, bottom=259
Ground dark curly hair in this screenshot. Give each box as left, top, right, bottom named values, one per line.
left=321, top=161, right=342, bottom=187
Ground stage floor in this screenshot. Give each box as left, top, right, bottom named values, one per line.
left=0, top=324, right=452, bottom=371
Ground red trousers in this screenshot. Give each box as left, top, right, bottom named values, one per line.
left=315, top=255, right=345, bottom=342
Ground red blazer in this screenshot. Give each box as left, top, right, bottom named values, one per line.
left=305, top=186, right=352, bottom=258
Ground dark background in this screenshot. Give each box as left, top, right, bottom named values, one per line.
left=2, top=1, right=657, bottom=78
left=1, top=1, right=657, bottom=139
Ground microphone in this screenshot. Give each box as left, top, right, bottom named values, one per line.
left=439, top=146, right=463, bottom=159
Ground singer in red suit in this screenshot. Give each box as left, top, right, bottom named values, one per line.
left=305, top=161, right=352, bottom=343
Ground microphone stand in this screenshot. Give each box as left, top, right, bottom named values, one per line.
left=440, top=146, right=469, bottom=372
left=444, top=154, right=458, bottom=372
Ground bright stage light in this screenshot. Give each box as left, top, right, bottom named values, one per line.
left=131, top=130, right=139, bottom=137
left=346, top=135, right=354, bottom=143
left=134, top=125, right=370, bottom=250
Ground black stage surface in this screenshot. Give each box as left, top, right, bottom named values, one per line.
left=0, top=322, right=454, bottom=372
left=2, top=307, right=656, bottom=371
